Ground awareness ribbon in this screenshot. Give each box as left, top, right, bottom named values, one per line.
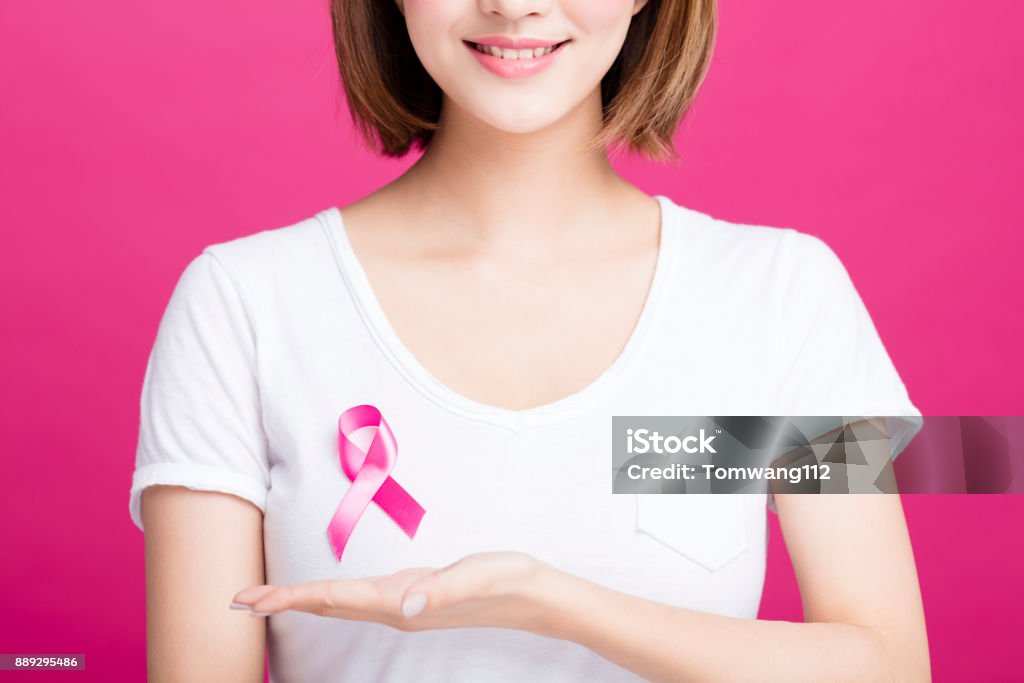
left=327, top=405, right=426, bottom=562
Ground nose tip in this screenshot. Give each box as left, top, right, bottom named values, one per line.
left=480, top=0, right=551, bottom=21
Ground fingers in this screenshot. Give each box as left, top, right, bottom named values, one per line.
left=231, top=584, right=276, bottom=609
left=234, top=567, right=438, bottom=622
left=237, top=578, right=383, bottom=618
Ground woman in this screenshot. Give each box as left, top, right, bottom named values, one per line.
left=129, top=0, right=930, bottom=681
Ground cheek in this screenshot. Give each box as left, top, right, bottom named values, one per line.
left=562, top=0, right=638, bottom=33
left=401, top=0, right=469, bottom=66
left=402, top=0, right=447, bottom=11
left=401, top=0, right=469, bottom=32
left=559, top=0, right=637, bottom=80
left=399, top=3, right=449, bottom=74
left=402, top=0, right=450, bottom=35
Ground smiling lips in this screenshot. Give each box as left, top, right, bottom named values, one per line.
left=463, top=36, right=571, bottom=79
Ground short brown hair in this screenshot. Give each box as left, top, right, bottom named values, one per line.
left=330, top=0, right=717, bottom=163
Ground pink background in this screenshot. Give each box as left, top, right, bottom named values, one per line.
left=1, top=1, right=1021, bottom=681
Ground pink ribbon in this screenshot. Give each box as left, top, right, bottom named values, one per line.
left=327, top=405, right=426, bottom=562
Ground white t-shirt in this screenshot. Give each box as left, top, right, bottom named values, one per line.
left=129, top=194, right=923, bottom=682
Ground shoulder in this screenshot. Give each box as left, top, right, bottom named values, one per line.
left=159, top=207, right=342, bottom=329
left=197, top=208, right=336, bottom=277
left=660, top=196, right=849, bottom=291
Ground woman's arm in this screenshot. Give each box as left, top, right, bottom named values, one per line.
left=142, top=486, right=267, bottom=683
left=228, top=420, right=929, bottom=682
left=526, top=491, right=930, bottom=683
left=237, top=491, right=930, bottom=682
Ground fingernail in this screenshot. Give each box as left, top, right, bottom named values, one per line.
left=249, top=611, right=273, bottom=617
left=401, top=593, right=427, bottom=618
left=229, top=601, right=251, bottom=610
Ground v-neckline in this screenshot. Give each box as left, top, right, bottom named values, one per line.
left=319, top=194, right=680, bottom=432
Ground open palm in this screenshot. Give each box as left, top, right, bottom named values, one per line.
left=230, top=550, right=552, bottom=633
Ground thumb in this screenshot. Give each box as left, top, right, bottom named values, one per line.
left=400, top=578, right=434, bottom=618
left=399, top=565, right=456, bottom=618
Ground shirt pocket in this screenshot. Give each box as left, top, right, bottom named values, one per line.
left=634, top=494, right=749, bottom=571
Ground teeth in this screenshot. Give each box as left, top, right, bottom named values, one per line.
left=474, top=42, right=558, bottom=59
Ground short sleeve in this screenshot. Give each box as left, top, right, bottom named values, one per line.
left=777, top=231, right=924, bottom=463
left=129, top=250, right=271, bottom=532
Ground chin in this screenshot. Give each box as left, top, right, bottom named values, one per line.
left=469, top=103, right=576, bottom=136
left=487, top=118, right=565, bottom=135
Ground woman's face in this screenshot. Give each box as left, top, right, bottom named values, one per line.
left=396, top=0, right=648, bottom=135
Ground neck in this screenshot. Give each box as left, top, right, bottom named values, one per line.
left=391, top=87, right=628, bottom=249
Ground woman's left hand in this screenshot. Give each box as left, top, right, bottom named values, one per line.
left=230, top=551, right=559, bottom=633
